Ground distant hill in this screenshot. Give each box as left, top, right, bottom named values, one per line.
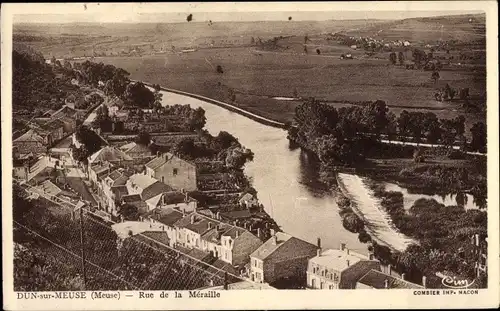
left=343, top=13, right=485, bottom=44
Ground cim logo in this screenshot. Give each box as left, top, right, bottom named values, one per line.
left=441, top=275, right=476, bottom=289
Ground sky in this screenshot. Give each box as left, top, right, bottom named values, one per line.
left=9, top=2, right=485, bottom=24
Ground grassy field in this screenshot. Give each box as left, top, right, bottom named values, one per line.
left=94, top=45, right=485, bottom=135
left=14, top=14, right=486, bottom=134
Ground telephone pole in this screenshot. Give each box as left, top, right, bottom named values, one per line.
left=75, top=201, right=87, bottom=290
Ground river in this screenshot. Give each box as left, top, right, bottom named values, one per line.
left=161, top=91, right=368, bottom=255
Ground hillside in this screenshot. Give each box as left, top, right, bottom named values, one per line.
left=343, top=13, right=485, bottom=45
left=13, top=19, right=390, bottom=58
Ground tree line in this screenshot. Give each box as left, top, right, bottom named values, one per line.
left=288, top=98, right=486, bottom=167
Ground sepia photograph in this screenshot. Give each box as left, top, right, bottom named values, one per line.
left=2, top=2, right=498, bottom=310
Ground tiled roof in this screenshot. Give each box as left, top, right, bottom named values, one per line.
left=13, top=129, right=45, bottom=143
left=145, top=152, right=195, bottom=170
left=309, top=249, right=369, bottom=272
left=120, top=142, right=151, bottom=156
left=88, top=146, right=132, bottom=164
left=127, top=173, right=157, bottom=191
left=140, top=231, right=170, bottom=247
left=145, top=155, right=168, bottom=170
left=357, top=269, right=424, bottom=289
left=141, top=181, right=174, bottom=201
left=51, top=105, right=77, bottom=119
left=250, top=232, right=293, bottom=260
left=220, top=210, right=252, bottom=220
left=147, top=208, right=185, bottom=226
left=41, top=118, right=65, bottom=131
left=35, top=180, right=62, bottom=197
left=122, top=194, right=142, bottom=203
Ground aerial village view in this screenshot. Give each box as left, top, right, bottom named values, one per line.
left=11, top=7, right=487, bottom=293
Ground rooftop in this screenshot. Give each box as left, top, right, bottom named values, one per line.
left=145, top=152, right=195, bottom=170
left=357, top=269, right=424, bottom=289
left=310, top=249, right=370, bottom=272
left=88, top=146, right=132, bottom=165
left=146, top=207, right=185, bottom=226
left=142, top=181, right=174, bottom=201
left=121, top=194, right=142, bottom=203
left=13, top=129, right=45, bottom=144
left=250, top=232, right=293, bottom=260
left=127, top=173, right=158, bottom=191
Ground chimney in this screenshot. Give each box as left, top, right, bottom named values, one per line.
left=270, top=228, right=275, bottom=236
left=271, top=235, right=277, bottom=245
left=236, top=230, right=239, bottom=238
left=190, top=215, right=195, bottom=224
left=317, top=237, right=321, bottom=249
left=216, top=211, right=220, bottom=220
left=401, top=273, right=406, bottom=280
left=185, top=192, right=188, bottom=202
left=257, top=228, right=261, bottom=238
left=249, top=224, right=253, bottom=232
left=317, top=248, right=322, bottom=257
left=346, top=248, right=350, bottom=255
left=422, top=276, right=427, bottom=288
left=388, top=264, right=392, bottom=276
left=384, top=279, right=389, bottom=289
left=340, top=243, right=346, bottom=251
left=346, top=260, right=350, bottom=267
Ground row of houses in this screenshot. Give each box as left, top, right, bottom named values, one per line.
left=13, top=105, right=82, bottom=159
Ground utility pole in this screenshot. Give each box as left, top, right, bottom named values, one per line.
left=75, top=201, right=87, bottom=290
left=223, top=272, right=228, bottom=290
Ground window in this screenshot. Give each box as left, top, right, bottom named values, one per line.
left=173, top=168, right=178, bottom=176
left=311, top=279, right=316, bottom=288
left=162, top=176, right=165, bottom=183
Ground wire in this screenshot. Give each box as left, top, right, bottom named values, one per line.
left=15, top=178, right=254, bottom=284
left=13, top=220, right=140, bottom=290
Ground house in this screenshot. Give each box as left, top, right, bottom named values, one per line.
left=126, top=173, right=158, bottom=196
left=39, top=119, right=65, bottom=145
left=239, top=192, right=259, bottom=208
left=143, top=207, right=186, bottom=246
left=356, top=269, right=425, bottom=289
left=144, top=190, right=197, bottom=213
left=173, top=212, right=262, bottom=267
left=119, top=142, right=153, bottom=159
left=306, top=242, right=381, bottom=289
left=88, top=162, right=115, bottom=186
left=99, top=168, right=134, bottom=214
left=51, top=105, right=85, bottom=121
left=58, top=116, right=77, bottom=134
left=88, top=146, right=133, bottom=166
left=13, top=129, right=47, bottom=157
left=145, top=153, right=197, bottom=191
left=33, top=180, right=63, bottom=199
left=249, top=232, right=318, bottom=286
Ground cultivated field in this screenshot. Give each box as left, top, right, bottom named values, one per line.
left=14, top=14, right=486, bottom=134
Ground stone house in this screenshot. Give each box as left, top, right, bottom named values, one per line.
left=173, top=212, right=262, bottom=267
left=13, top=129, right=47, bottom=157
left=306, top=243, right=381, bottom=289
left=249, top=232, right=318, bottom=285
left=145, top=153, right=197, bottom=191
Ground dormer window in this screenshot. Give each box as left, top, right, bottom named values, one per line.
left=173, top=168, right=178, bottom=176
